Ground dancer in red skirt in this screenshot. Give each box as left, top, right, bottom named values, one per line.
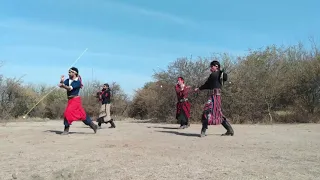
left=58, top=67, right=98, bottom=135
left=175, top=77, right=191, bottom=129
left=195, top=61, right=234, bottom=137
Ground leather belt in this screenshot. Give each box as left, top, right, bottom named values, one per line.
left=179, top=98, right=188, bottom=102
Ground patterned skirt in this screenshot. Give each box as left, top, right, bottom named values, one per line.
left=202, top=89, right=223, bottom=125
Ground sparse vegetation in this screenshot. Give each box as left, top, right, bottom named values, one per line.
left=0, top=62, right=130, bottom=121
left=1, top=40, right=320, bottom=124
left=128, top=41, right=320, bottom=124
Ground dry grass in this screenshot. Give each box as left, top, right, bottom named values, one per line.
left=0, top=119, right=319, bottom=180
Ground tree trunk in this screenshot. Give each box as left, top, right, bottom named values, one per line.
left=266, top=100, right=273, bottom=123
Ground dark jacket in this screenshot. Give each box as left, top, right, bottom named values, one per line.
left=199, top=70, right=228, bottom=90
left=101, top=88, right=111, bottom=104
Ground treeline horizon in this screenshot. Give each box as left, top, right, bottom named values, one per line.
left=1, top=40, right=319, bottom=124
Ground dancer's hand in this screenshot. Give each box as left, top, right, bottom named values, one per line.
left=194, top=88, right=199, bottom=92
left=60, top=75, right=65, bottom=82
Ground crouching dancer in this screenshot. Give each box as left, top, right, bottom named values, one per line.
left=195, top=61, right=234, bottom=137
left=59, top=67, right=98, bottom=135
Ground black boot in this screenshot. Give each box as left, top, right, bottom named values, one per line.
left=179, top=116, right=189, bottom=129
left=200, top=127, right=206, bottom=137
left=89, top=122, right=98, bottom=133
left=97, top=117, right=103, bottom=128
left=221, top=118, right=234, bottom=136
left=177, top=114, right=185, bottom=129
left=200, top=114, right=208, bottom=137
left=185, top=118, right=190, bottom=128
left=108, top=119, right=116, bottom=128
left=62, top=126, right=69, bottom=135
left=98, top=122, right=102, bottom=128
left=179, top=124, right=186, bottom=129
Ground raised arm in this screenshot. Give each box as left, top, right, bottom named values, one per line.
left=176, top=84, right=192, bottom=98
left=59, top=78, right=81, bottom=91
left=175, top=84, right=180, bottom=93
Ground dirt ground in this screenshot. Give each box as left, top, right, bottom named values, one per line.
left=0, top=119, right=319, bottom=180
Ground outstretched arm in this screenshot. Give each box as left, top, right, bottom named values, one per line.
left=195, top=74, right=212, bottom=91
left=175, top=84, right=180, bottom=93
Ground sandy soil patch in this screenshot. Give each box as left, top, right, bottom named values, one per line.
left=0, top=120, right=319, bottom=180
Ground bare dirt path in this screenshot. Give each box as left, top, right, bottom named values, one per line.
left=0, top=120, right=319, bottom=180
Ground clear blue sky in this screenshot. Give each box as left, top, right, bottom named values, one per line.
left=0, top=0, right=319, bottom=97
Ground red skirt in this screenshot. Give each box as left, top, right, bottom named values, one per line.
left=176, top=101, right=191, bottom=119
left=64, top=96, right=87, bottom=125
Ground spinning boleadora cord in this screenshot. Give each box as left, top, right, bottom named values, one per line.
left=194, top=60, right=234, bottom=137
left=58, top=67, right=98, bottom=135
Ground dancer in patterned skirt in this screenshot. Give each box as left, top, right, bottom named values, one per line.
left=195, top=61, right=234, bottom=137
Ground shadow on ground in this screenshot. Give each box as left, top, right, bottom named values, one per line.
left=79, top=126, right=113, bottom=129
left=148, top=126, right=180, bottom=130
left=127, top=119, right=154, bottom=123
left=43, top=130, right=89, bottom=135
left=155, top=130, right=200, bottom=137
left=156, top=130, right=223, bottom=137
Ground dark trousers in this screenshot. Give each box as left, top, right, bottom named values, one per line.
left=64, top=114, right=92, bottom=127
left=202, top=116, right=233, bottom=132
left=202, top=116, right=228, bottom=129
left=177, top=112, right=188, bottom=126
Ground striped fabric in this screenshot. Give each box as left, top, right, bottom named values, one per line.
left=202, top=88, right=223, bottom=125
